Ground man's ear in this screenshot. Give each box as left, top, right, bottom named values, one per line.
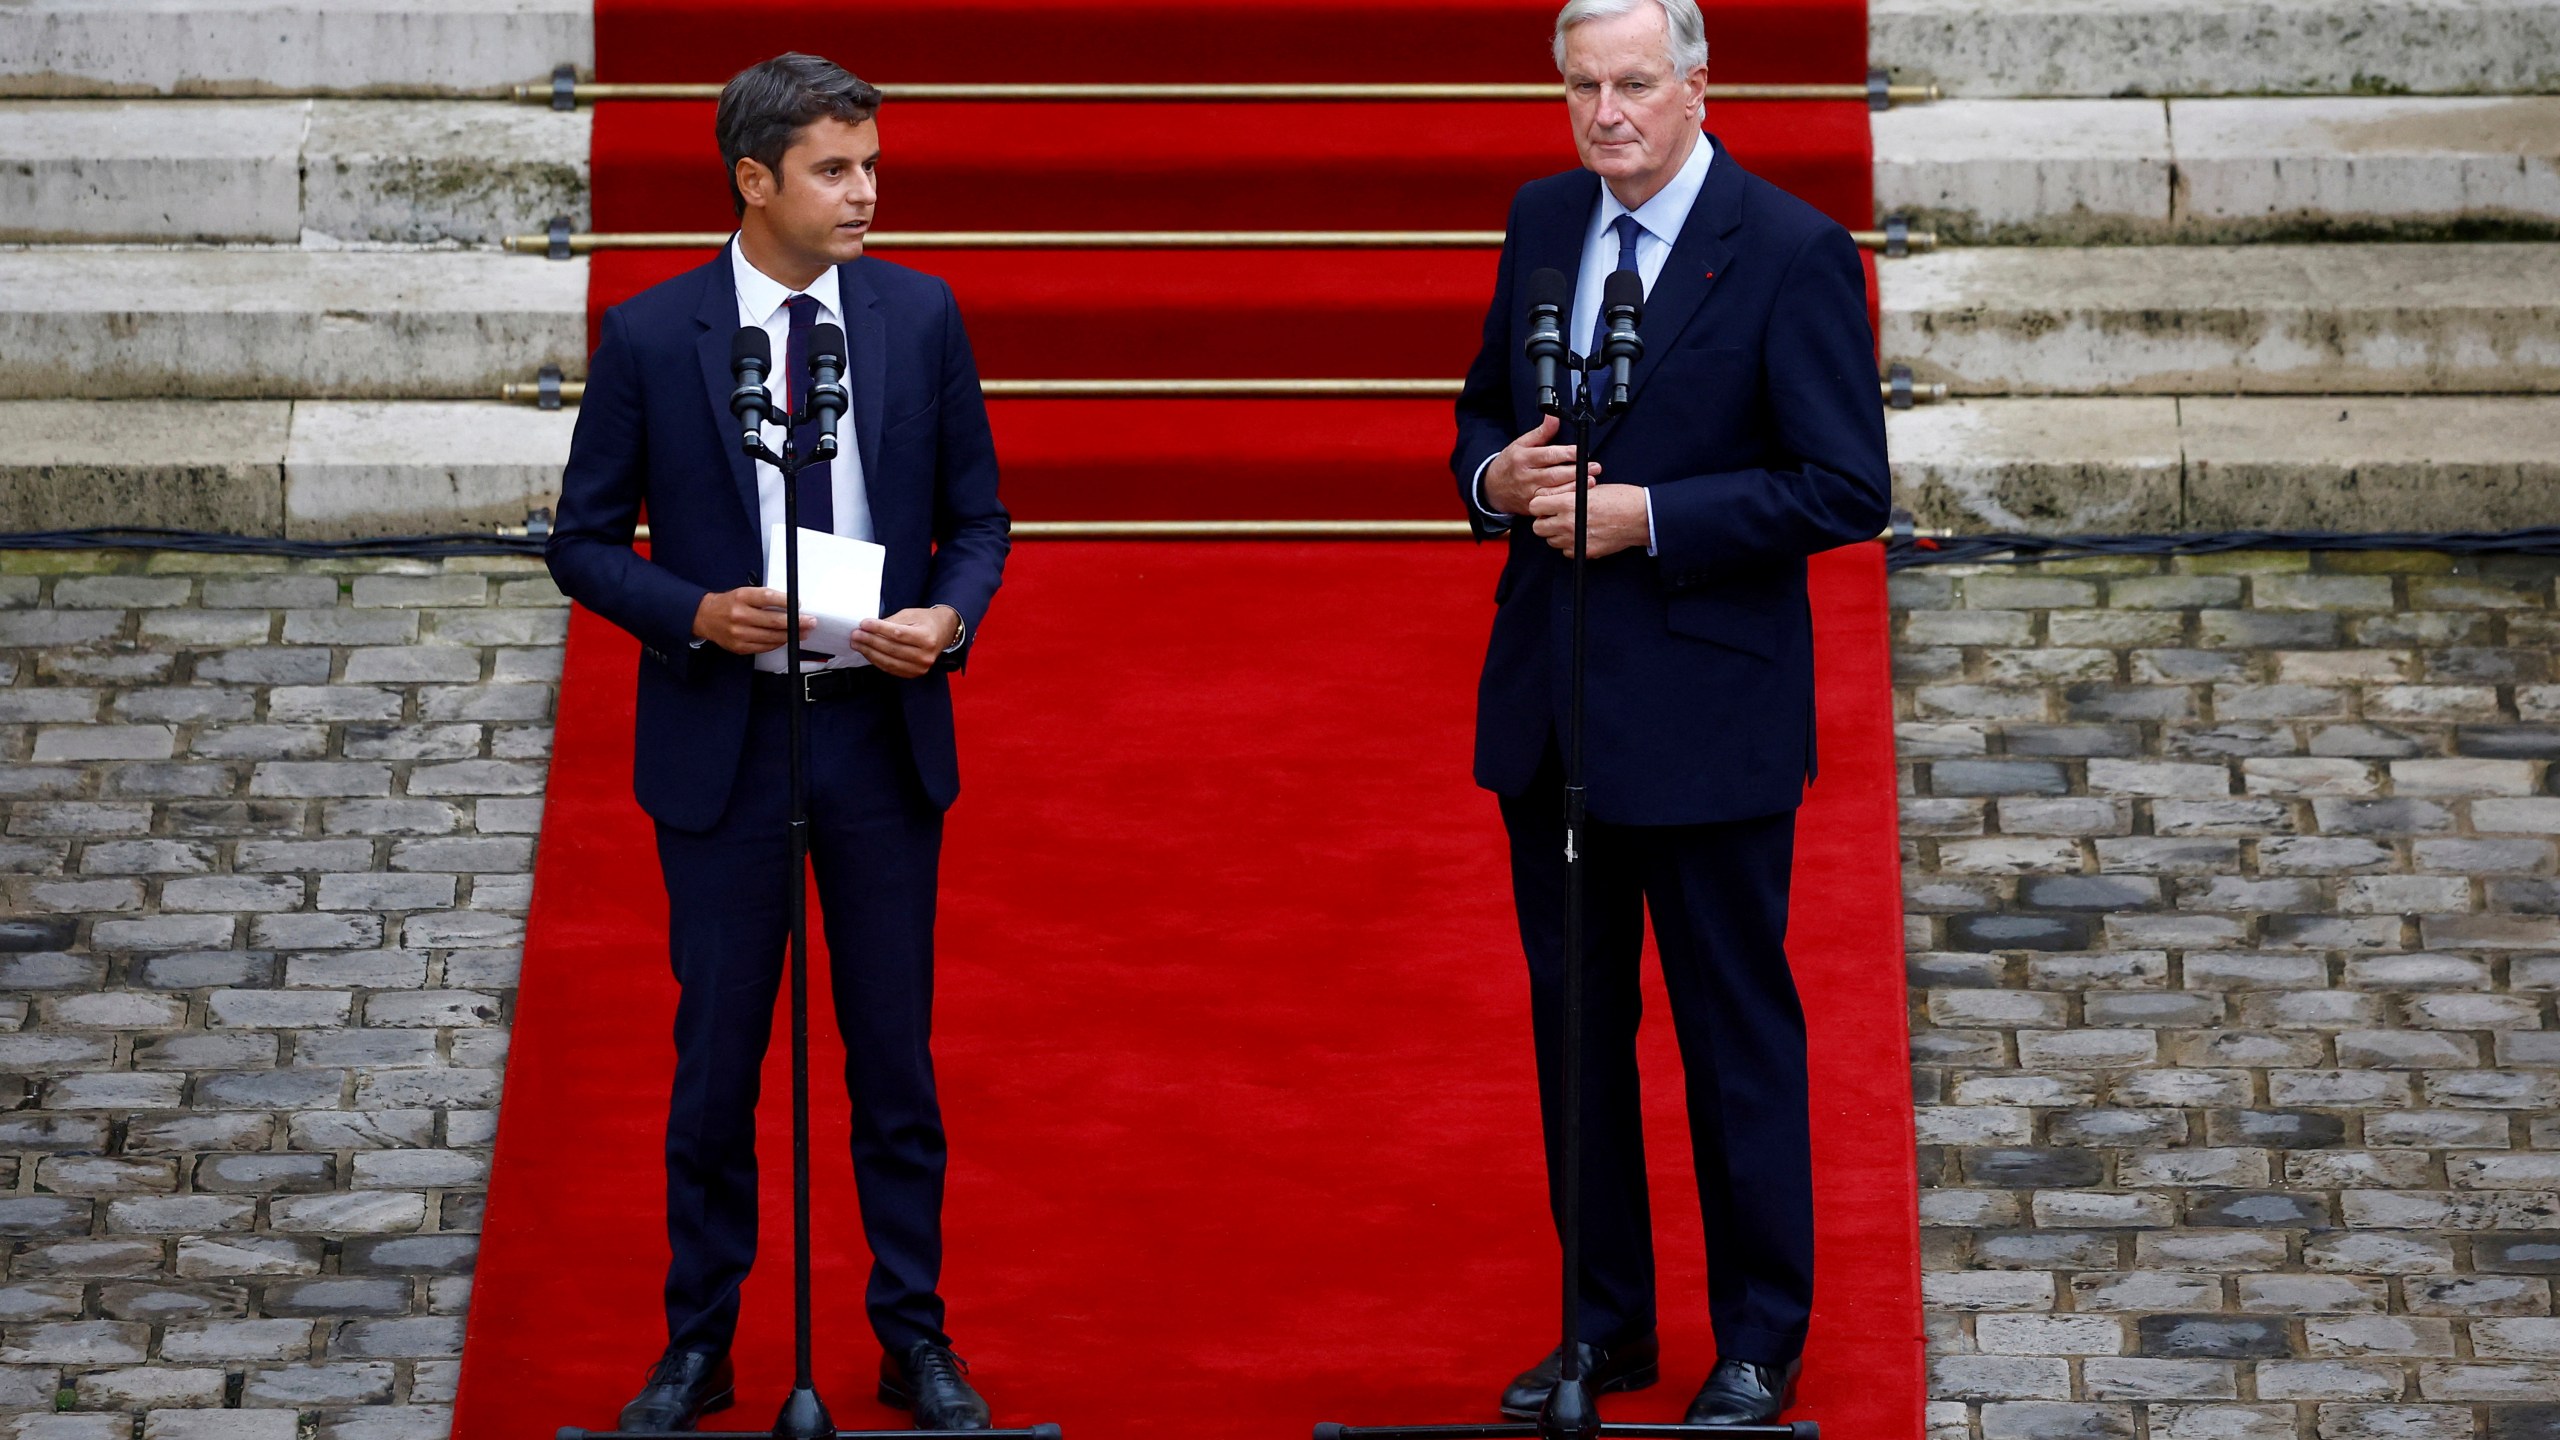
left=735, top=156, right=775, bottom=210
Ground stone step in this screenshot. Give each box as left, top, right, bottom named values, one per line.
left=1875, top=100, right=2172, bottom=245
left=0, top=400, right=572, bottom=536
left=14, top=395, right=2549, bottom=541
left=0, top=0, right=589, bottom=98
left=1874, top=97, right=2560, bottom=243
left=1879, top=243, right=2560, bottom=395
left=0, top=99, right=588, bottom=246
left=0, top=251, right=586, bottom=400
left=1870, top=0, right=2560, bottom=98
left=2174, top=96, right=2560, bottom=241
left=1889, top=395, right=2560, bottom=533
left=0, top=100, right=588, bottom=246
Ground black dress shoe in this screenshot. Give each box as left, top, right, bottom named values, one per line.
left=878, top=1341, right=991, bottom=1431
left=1498, top=1332, right=1661, bottom=1419
left=617, top=1348, right=735, bottom=1432
left=1684, top=1357, right=1800, bottom=1425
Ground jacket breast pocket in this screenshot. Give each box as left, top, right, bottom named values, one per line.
left=1649, top=345, right=1755, bottom=400
left=1664, top=588, right=1781, bottom=659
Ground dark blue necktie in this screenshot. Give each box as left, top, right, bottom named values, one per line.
left=1583, top=214, right=1644, bottom=399
left=783, top=293, right=833, bottom=535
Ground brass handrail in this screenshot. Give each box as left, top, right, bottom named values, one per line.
left=509, top=229, right=1494, bottom=253
left=1013, top=519, right=1475, bottom=538
left=516, top=80, right=1939, bottom=106
left=504, top=226, right=1936, bottom=254
left=519, top=519, right=1938, bottom=541
left=501, top=377, right=1950, bottom=405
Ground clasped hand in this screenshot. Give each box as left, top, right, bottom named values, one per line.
left=691, top=589, right=958, bottom=678
left=1482, top=414, right=1649, bottom=559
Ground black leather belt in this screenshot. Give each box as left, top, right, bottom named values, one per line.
left=752, top=665, right=894, bottom=703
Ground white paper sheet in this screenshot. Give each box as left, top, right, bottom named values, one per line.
left=764, top=524, right=886, bottom=665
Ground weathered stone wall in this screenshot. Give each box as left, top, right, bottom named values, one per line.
left=9, top=544, right=2559, bottom=1437
left=0, top=550, right=565, bottom=1440
left=1894, top=550, right=2560, bottom=1440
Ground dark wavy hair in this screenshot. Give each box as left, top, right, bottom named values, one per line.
left=715, top=52, right=884, bottom=217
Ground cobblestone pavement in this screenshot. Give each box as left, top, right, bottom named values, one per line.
left=0, top=549, right=565, bottom=1440
left=8, top=546, right=2560, bottom=1439
left=1895, top=551, right=2560, bottom=1440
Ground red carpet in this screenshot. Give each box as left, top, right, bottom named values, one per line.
left=474, top=6, right=1917, bottom=1434
left=594, top=1, right=1866, bottom=86
left=971, top=398, right=1457, bottom=522
left=578, top=6, right=1880, bottom=525
left=592, top=239, right=1879, bottom=383
left=451, top=542, right=1918, bottom=1440
left=591, top=101, right=1872, bottom=236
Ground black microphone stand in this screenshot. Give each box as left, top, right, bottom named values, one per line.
left=1313, top=340, right=1816, bottom=1440
left=559, top=349, right=1060, bottom=1440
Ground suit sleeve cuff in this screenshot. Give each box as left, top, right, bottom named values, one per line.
left=1471, top=455, right=1510, bottom=528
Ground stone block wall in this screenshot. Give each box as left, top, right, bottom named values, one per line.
left=1894, top=550, right=2560, bottom=1440
left=0, top=551, right=564, bottom=1440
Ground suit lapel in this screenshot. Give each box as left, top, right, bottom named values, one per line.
left=1599, top=136, right=1745, bottom=444
left=842, top=260, right=887, bottom=521
left=1512, top=172, right=1602, bottom=426
left=692, top=245, right=764, bottom=535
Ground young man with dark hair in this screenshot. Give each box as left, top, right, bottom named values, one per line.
left=547, top=50, right=1009, bottom=1433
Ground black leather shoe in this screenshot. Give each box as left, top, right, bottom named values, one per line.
left=1498, top=1332, right=1661, bottom=1419
left=878, top=1341, right=991, bottom=1431
left=1684, top=1357, right=1800, bottom=1425
left=617, top=1348, right=735, bottom=1432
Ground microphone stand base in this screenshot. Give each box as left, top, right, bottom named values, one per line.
left=775, top=1385, right=834, bottom=1440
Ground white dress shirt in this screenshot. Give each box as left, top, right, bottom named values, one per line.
left=731, top=241, right=873, bottom=672
left=1472, top=134, right=1716, bottom=555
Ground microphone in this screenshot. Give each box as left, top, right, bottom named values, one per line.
left=1524, top=268, right=1571, bottom=417
left=729, top=326, right=773, bottom=453
left=1600, top=268, right=1645, bottom=415
left=801, top=323, right=848, bottom=460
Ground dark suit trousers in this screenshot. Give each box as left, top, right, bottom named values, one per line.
left=653, top=676, right=949, bottom=1357
left=1499, top=753, right=1813, bottom=1367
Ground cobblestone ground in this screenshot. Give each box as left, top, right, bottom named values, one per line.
left=9, top=547, right=2560, bottom=1439
left=0, top=550, right=566, bottom=1440
left=1895, top=552, right=2560, bottom=1440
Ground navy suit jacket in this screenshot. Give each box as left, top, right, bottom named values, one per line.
left=547, top=247, right=1009, bottom=832
left=1452, top=141, right=1890, bottom=826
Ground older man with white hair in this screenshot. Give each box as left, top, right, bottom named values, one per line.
left=1452, top=0, right=1890, bottom=1426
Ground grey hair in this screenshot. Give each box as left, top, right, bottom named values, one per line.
left=1552, top=0, right=1710, bottom=75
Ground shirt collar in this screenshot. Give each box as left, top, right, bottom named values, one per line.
left=730, top=236, right=844, bottom=326
left=1596, top=132, right=1715, bottom=247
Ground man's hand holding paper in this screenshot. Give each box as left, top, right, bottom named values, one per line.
left=765, top=523, right=888, bottom=665
left=692, top=586, right=810, bottom=655
left=853, top=607, right=960, bottom=678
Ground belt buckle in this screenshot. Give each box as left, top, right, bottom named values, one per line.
left=800, top=669, right=822, bottom=705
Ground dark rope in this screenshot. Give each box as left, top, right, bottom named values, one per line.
left=5, top=524, right=2559, bottom=571
left=0, top=527, right=547, bottom=559
left=1885, top=527, right=2560, bottom=571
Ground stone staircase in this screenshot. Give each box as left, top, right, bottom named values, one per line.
left=0, top=9, right=588, bottom=538
left=1, top=1, right=2553, bottom=535
left=1870, top=0, right=2560, bottom=98
left=1874, top=0, right=2560, bottom=534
